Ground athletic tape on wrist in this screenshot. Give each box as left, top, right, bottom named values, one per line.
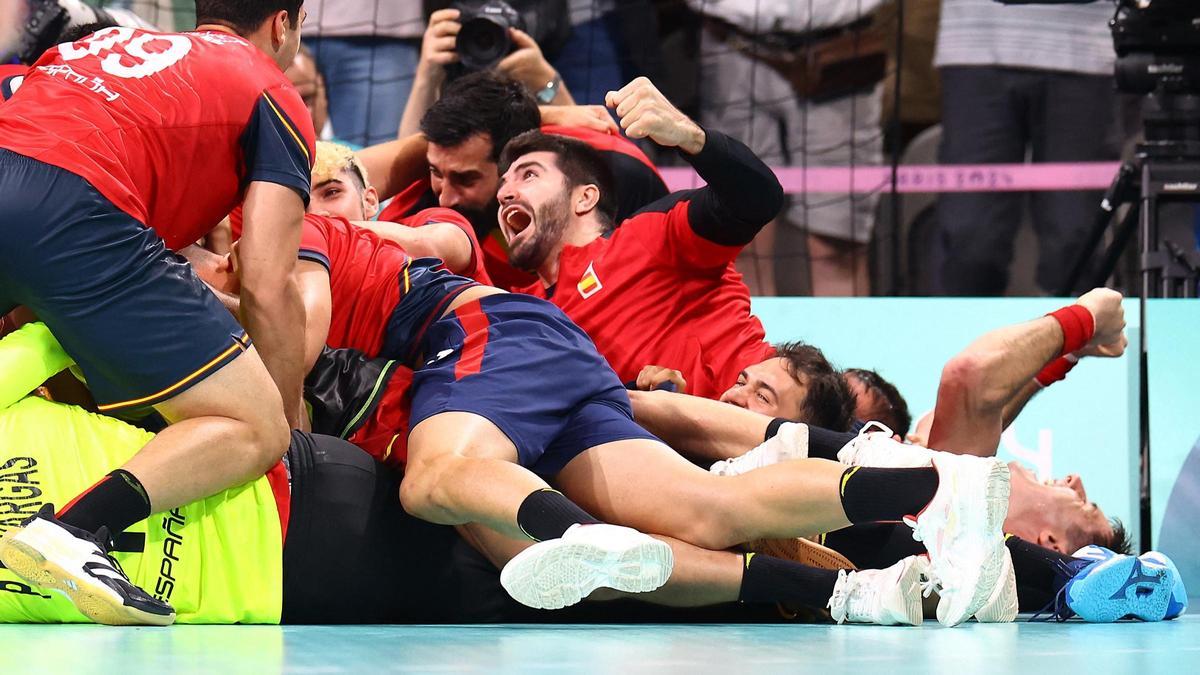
left=1047, top=305, right=1095, bottom=356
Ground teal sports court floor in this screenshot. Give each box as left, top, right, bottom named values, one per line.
left=1, top=614, right=1195, bottom=673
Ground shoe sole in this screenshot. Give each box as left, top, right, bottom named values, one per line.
left=973, top=547, right=1018, bottom=623
left=890, top=558, right=927, bottom=626
left=743, top=537, right=856, bottom=571
left=1067, top=555, right=1175, bottom=622
left=934, top=458, right=1011, bottom=627
left=0, top=529, right=175, bottom=626
left=500, top=536, right=674, bottom=610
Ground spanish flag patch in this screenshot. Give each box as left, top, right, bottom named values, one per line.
left=577, top=262, right=603, bottom=299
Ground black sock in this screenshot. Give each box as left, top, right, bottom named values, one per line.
left=807, top=426, right=858, bottom=461
left=822, top=523, right=926, bottom=570
left=839, top=466, right=938, bottom=524
left=1006, top=535, right=1079, bottom=611
left=57, top=469, right=151, bottom=537
left=516, top=488, right=601, bottom=541
left=737, top=552, right=841, bottom=609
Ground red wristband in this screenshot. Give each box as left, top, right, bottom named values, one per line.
left=1035, top=354, right=1079, bottom=388
left=1047, top=305, right=1094, bottom=356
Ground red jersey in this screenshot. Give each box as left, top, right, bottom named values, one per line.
left=297, top=215, right=474, bottom=361
left=400, top=207, right=493, bottom=285
left=0, top=64, right=26, bottom=100
left=0, top=27, right=315, bottom=250
left=519, top=199, right=776, bottom=400
left=378, top=124, right=668, bottom=291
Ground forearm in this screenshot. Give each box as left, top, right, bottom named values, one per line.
left=351, top=220, right=472, bottom=274
left=683, top=129, right=784, bottom=246
left=955, top=316, right=1064, bottom=412
left=355, top=133, right=430, bottom=200
left=240, top=277, right=307, bottom=428
left=1001, top=379, right=1043, bottom=430
left=927, top=316, right=1064, bottom=455
left=629, top=389, right=769, bottom=461
left=399, top=67, right=443, bottom=138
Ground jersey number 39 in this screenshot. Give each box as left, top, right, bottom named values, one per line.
left=59, top=27, right=191, bottom=79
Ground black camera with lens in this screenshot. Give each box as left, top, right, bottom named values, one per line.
left=441, top=0, right=570, bottom=72
left=454, top=0, right=526, bottom=71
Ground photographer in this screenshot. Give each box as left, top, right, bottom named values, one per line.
left=400, top=5, right=575, bottom=138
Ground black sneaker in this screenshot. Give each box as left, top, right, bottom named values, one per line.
left=0, top=503, right=175, bottom=625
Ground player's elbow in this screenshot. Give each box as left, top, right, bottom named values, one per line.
left=939, top=352, right=1008, bottom=414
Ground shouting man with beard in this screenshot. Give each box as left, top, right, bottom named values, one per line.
left=496, top=77, right=783, bottom=400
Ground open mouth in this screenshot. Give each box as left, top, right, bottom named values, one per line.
left=501, top=204, right=534, bottom=242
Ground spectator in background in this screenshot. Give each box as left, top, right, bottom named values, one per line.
left=935, top=0, right=1118, bottom=296
left=690, top=0, right=888, bottom=297
left=289, top=45, right=332, bottom=142
left=303, top=0, right=424, bottom=146
left=553, top=0, right=660, bottom=105
left=399, top=6, right=576, bottom=139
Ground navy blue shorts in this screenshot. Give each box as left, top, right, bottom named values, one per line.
left=409, top=293, right=658, bottom=476
left=0, top=149, right=248, bottom=412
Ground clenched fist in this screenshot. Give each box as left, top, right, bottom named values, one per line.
left=605, top=77, right=705, bottom=154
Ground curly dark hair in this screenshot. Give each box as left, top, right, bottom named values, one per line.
left=774, top=341, right=855, bottom=432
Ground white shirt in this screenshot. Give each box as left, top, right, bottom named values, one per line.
left=688, top=0, right=885, bottom=34
left=935, top=0, right=1114, bottom=75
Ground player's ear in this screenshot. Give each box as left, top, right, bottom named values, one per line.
left=1037, top=530, right=1065, bottom=555
left=574, top=184, right=600, bottom=217
left=272, top=10, right=289, bottom=47
left=362, top=186, right=380, bottom=220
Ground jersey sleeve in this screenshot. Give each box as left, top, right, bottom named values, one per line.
left=401, top=207, right=488, bottom=282
left=623, top=197, right=743, bottom=273
left=239, top=84, right=317, bottom=204
left=297, top=214, right=332, bottom=271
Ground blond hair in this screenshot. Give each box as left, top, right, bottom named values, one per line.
left=312, top=141, right=369, bottom=189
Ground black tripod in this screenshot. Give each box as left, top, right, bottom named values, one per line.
left=1059, top=92, right=1200, bottom=552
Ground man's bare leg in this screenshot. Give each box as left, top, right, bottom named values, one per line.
left=555, top=437, right=1008, bottom=626
left=403, top=411, right=674, bottom=610
left=403, top=412, right=553, bottom=539
left=122, top=346, right=290, bottom=509
left=0, top=346, right=290, bottom=626
left=461, top=522, right=925, bottom=623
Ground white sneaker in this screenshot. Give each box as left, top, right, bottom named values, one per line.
left=0, top=504, right=175, bottom=626
left=710, top=422, right=809, bottom=476
left=828, top=555, right=927, bottom=626
left=837, top=422, right=935, bottom=468
left=904, top=452, right=1010, bottom=627
left=973, top=545, right=1018, bottom=623
left=499, top=523, right=674, bottom=610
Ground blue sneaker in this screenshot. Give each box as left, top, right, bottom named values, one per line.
left=1140, top=551, right=1188, bottom=619
left=1063, top=545, right=1179, bottom=622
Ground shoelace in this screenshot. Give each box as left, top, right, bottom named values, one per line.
left=920, top=570, right=941, bottom=599
left=827, top=569, right=851, bottom=621
left=92, top=527, right=133, bottom=582
left=1029, top=559, right=1091, bottom=622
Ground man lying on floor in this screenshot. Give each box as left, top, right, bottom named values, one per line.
left=0, top=322, right=951, bottom=626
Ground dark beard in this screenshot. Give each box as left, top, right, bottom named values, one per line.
left=509, top=193, right=571, bottom=271
left=453, top=200, right=501, bottom=241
